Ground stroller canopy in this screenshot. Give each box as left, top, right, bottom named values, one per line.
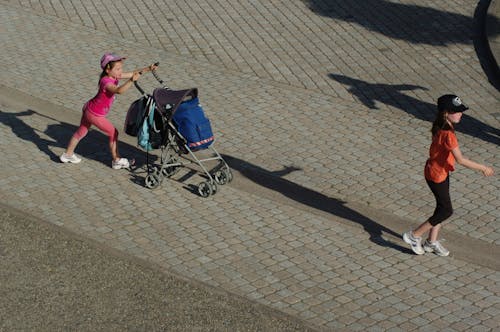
left=153, top=88, right=198, bottom=116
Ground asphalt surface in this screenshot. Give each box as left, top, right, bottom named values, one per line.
left=1, top=0, right=499, bottom=331
left=0, top=203, right=315, bottom=331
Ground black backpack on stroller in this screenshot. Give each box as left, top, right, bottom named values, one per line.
left=124, top=96, right=164, bottom=150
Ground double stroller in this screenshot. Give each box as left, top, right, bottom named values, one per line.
left=124, top=67, right=232, bottom=197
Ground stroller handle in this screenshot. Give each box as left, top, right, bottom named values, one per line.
left=133, top=62, right=168, bottom=95
left=151, top=63, right=168, bottom=88
left=133, top=81, right=146, bottom=95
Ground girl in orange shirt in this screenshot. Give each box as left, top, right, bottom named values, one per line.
left=403, top=95, right=494, bottom=256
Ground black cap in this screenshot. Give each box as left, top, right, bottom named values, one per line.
left=437, top=94, right=469, bottom=113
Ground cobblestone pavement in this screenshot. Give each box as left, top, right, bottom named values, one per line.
left=1, top=1, right=499, bottom=330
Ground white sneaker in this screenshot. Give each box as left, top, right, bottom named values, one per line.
left=423, top=240, right=450, bottom=257
left=112, top=158, right=130, bottom=169
left=403, top=231, right=425, bottom=255
left=60, top=153, right=82, bottom=164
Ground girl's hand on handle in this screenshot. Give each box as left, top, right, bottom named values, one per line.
left=482, top=166, right=494, bottom=177
left=139, top=63, right=159, bottom=75
left=131, top=71, right=141, bottom=82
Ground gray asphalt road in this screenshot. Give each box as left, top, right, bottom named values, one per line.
left=0, top=205, right=316, bottom=331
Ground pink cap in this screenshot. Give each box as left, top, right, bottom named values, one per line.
left=100, top=53, right=126, bottom=69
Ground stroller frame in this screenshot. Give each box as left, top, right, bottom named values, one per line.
left=130, top=69, right=232, bottom=197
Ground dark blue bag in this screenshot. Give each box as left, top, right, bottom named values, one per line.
left=124, top=97, right=148, bottom=137
left=173, top=97, right=214, bottom=150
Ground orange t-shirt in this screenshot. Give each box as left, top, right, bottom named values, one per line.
left=424, top=130, right=458, bottom=183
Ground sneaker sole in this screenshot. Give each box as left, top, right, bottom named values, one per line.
left=112, top=165, right=130, bottom=170
left=424, top=247, right=449, bottom=257
left=60, top=157, right=81, bottom=164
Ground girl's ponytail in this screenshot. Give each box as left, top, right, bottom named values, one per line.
left=431, top=109, right=452, bottom=136
left=98, top=63, right=112, bottom=83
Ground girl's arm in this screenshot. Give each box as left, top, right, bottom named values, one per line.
left=122, top=63, right=158, bottom=79
left=451, top=146, right=494, bottom=176
left=107, top=71, right=141, bottom=94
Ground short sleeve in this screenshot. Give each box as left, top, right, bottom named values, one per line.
left=444, top=131, right=458, bottom=151
left=99, top=77, right=118, bottom=96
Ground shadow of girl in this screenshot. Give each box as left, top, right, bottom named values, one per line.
left=0, top=109, right=148, bottom=166
left=222, top=154, right=411, bottom=253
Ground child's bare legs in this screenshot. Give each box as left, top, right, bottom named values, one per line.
left=405, top=177, right=451, bottom=255
left=62, top=111, right=126, bottom=167
left=412, top=221, right=439, bottom=241
left=406, top=220, right=449, bottom=256
left=60, top=135, right=83, bottom=163
left=65, top=111, right=92, bottom=156
left=110, top=137, right=130, bottom=169
left=83, top=112, right=122, bottom=163
left=427, top=224, right=442, bottom=242
left=109, top=139, right=119, bottom=161
left=60, top=113, right=89, bottom=163
left=411, top=221, right=442, bottom=245
left=103, top=124, right=130, bottom=169
left=65, top=136, right=81, bottom=156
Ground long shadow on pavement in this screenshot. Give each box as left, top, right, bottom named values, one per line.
left=0, top=109, right=216, bottom=193
left=0, top=108, right=155, bottom=173
left=0, top=109, right=63, bottom=163
left=222, top=154, right=412, bottom=254
left=329, top=74, right=500, bottom=146
left=304, top=0, right=499, bottom=46
left=474, top=0, right=500, bottom=90
left=1, top=109, right=409, bottom=252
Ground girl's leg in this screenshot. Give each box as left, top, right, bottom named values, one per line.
left=414, top=178, right=452, bottom=238
left=413, top=220, right=433, bottom=238
left=109, top=140, right=119, bottom=160
left=425, top=222, right=449, bottom=256
left=65, top=136, right=81, bottom=156
left=87, top=113, right=120, bottom=161
left=403, top=219, right=432, bottom=255
left=61, top=111, right=91, bottom=161
left=428, top=224, right=442, bottom=242
left=406, top=178, right=451, bottom=256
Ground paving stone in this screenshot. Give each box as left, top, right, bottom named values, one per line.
left=1, top=1, right=499, bottom=330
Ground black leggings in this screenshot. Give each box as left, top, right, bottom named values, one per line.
left=426, top=177, right=453, bottom=226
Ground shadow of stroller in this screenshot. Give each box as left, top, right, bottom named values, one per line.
left=223, top=155, right=411, bottom=253
left=329, top=74, right=500, bottom=146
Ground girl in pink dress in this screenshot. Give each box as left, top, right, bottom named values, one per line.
left=60, top=53, right=157, bottom=169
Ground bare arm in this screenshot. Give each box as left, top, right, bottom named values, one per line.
left=106, top=71, right=141, bottom=94
left=451, top=146, right=494, bottom=176
left=122, top=63, right=158, bottom=79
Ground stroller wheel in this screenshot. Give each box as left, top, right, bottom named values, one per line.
left=210, top=181, right=217, bottom=194
left=161, top=166, right=178, bottom=177
left=145, top=173, right=161, bottom=189
left=224, top=168, right=233, bottom=183
left=213, top=170, right=228, bottom=185
left=198, top=181, right=213, bottom=197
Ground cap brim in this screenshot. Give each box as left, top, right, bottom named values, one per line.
left=111, top=56, right=127, bottom=62
left=451, top=105, right=468, bottom=113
